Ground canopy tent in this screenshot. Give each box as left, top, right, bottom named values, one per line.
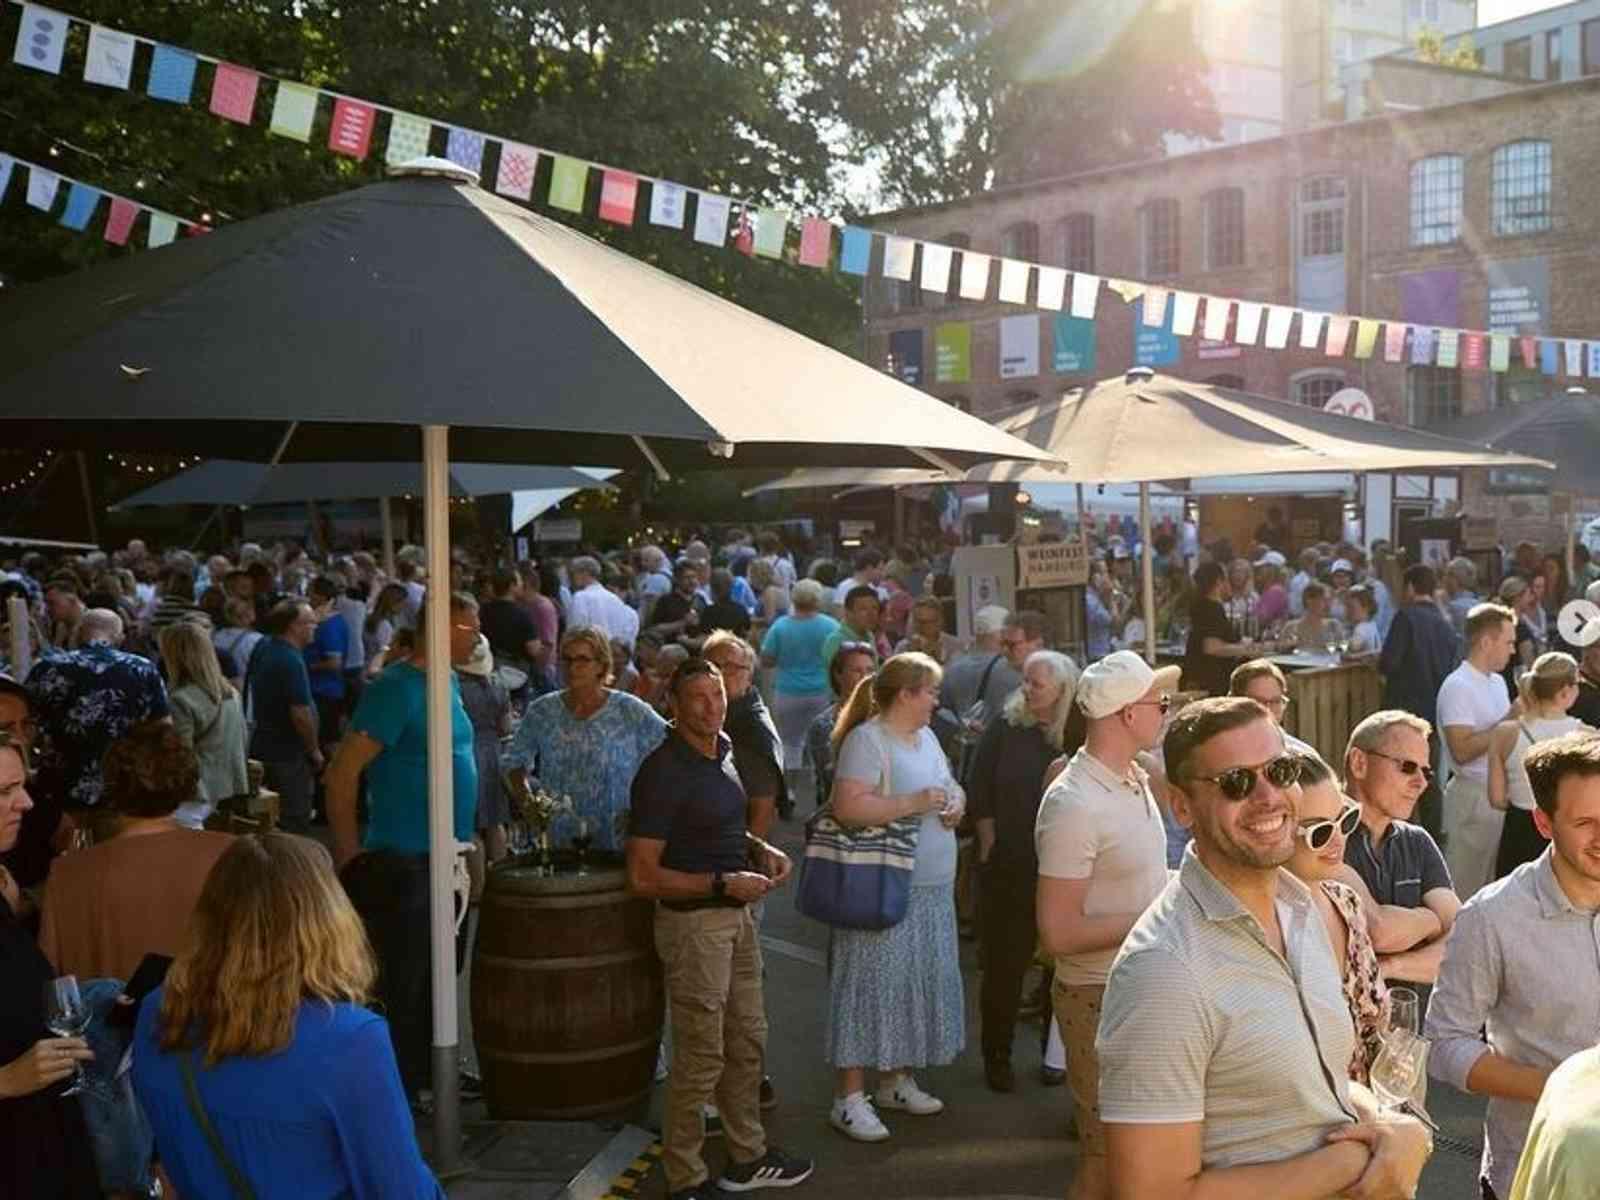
left=0, top=158, right=1057, bottom=1169
left=511, top=468, right=619, bottom=533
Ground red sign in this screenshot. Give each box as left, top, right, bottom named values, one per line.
left=1460, top=332, right=1487, bottom=371
left=328, top=98, right=376, bottom=160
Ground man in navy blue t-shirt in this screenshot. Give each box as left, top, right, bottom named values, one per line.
left=246, top=600, right=322, bottom=833
left=627, top=659, right=810, bottom=1200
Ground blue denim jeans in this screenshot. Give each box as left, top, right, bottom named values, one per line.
left=80, top=978, right=154, bottom=1194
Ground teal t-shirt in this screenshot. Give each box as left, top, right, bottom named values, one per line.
left=761, top=612, right=839, bottom=695
left=352, top=663, right=477, bottom=854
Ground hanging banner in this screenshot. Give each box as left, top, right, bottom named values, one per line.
left=1134, top=296, right=1180, bottom=367
left=1519, top=336, right=1538, bottom=369
left=1036, top=267, right=1067, bottom=311
left=599, top=170, right=640, bottom=225
left=998, top=259, right=1030, bottom=304
left=1353, top=320, right=1380, bottom=359
left=83, top=24, right=134, bottom=89
left=1539, top=339, right=1559, bottom=376
left=147, top=45, right=197, bottom=104
left=1000, top=314, right=1040, bottom=379
left=1489, top=335, right=1511, bottom=372
left=1202, top=296, right=1231, bottom=341
left=495, top=143, right=538, bottom=201
left=1589, top=342, right=1600, bottom=377
left=1264, top=306, right=1293, bottom=349
left=1401, top=269, right=1461, bottom=327
left=386, top=113, right=432, bottom=167
left=888, top=328, right=924, bottom=387
left=269, top=82, right=318, bottom=142
left=1142, top=287, right=1169, bottom=329
left=1384, top=323, right=1408, bottom=363
left=14, top=4, right=67, bottom=74
left=1052, top=314, right=1097, bottom=374
left=548, top=155, right=589, bottom=212
left=445, top=128, right=486, bottom=175
left=1486, top=257, right=1549, bottom=334
left=934, top=322, right=971, bottom=383
left=960, top=251, right=991, bottom=301
left=798, top=217, right=831, bottom=267
left=649, top=180, right=687, bottom=229
left=328, top=97, right=376, bottom=160
left=920, top=242, right=954, bottom=294
left=1171, top=291, right=1200, bottom=337
left=104, top=196, right=138, bottom=245
left=1234, top=302, right=1263, bottom=346
left=1437, top=329, right=1461, bottom=369
left=1565, top=339, right=1584, bottom=376
left=1299, top=311, right=1325, bottom=350
left=210, top=63, right=260, bottom=125
left=148, top=212, right=177, bottom=248
left=0, top=155, right=11, bottom=200
left=693, top=193, right=732, bottom=247
left=1070, top=272, right=1099, bottom=320
left=1325, top=316, right=1352, bottom=357
left=882, top=236, right=915, bottom=281
left=1460, top=332, right=1487, bottom=371
left=839, top=225, right=871, bottom=275
left=1411, top=327, right=1437, bottom=365
left=753, top=207, right=786, bottom=258
left=59, top=182, right=98, bottom=231
left=25, top=165, right=58, bottom=210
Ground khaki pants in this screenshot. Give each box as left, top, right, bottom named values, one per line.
left=1053, top=980, right=1107, bottom=1157
left=1443, top=773, right=1501, bottom=901
left=655, top=905, right=768, bottom=1192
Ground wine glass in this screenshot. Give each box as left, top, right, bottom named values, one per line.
left=1388, top=988, right=1419, bottom=1039
left=572, top=817, right=593, bottom=875
left=43, top=976, right=90, bottom=1097
left=1371, top=987, right=1428, bottom=1113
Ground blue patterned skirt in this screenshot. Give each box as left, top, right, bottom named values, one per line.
left=824, top=883, right=965, bottom=1070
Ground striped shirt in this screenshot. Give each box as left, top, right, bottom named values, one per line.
left=1098, top=846, right=1358, bottom=1170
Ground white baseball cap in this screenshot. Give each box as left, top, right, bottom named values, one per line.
left=1253, top=550, right=1287, bottom=568
left=974, top=605, right=1010, bottom=636
left=1076, top=651, right=1158, bottom=719
left=1330, top=558, right=1355, bottom=576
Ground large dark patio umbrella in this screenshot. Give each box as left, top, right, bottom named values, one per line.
left=0, top=158, right=1058, bottom=1167
left=1426, top=390, right=1600, bottom=498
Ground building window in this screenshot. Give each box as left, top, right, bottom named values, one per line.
left=1408, top=0, right=1441, bottom=18
left=1294, top=373, right=1346, bottom=409
left=1203, top=187, right=1245, bottom=269
left=1409, top=366, right=1462, bottom=427
left=1141, top=198, right=1180, bottom=278
left=1058, top=213, right=1094, bottom=273
left=1000, top=221, right=1039, bottom=261
left=1547, top=29, right=1563, bottom=80
left=1300, top=176, right=1346, bottom=257
left=1409, top=154, right=1463, bottom=246
left=1585, top=18, right=1600, bottom=76
left=1495, top=366, right=1545, bottom=410
left=1503, top=36, right=1532, bottom=79
left=1492, top=140, right=1552, bottom=236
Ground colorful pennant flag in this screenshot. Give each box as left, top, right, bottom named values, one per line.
left=1460, top=332, right=1487, bottom=371
left=59, top=182, right=99, bottom=231
left=920, top=243, right=954, bottom=294
left=1053, top=315, right=1097, bottom=374
left=934, top=322, right=971, bottom=383
left=103, top=196, right=138, bottom=245
left=1411, top=327, right=1436, bottom=365
left=694, top=193, right=732, bottom=248
left=1264, top=306, right=1293, bottom=349
left=14, top=4, right=67, bottom=74
left=1106, top=279, right=1145, bottom=304
left=384, top=113, right=431, bottom=166
left=495, top=143, right=537, bottom=201
left=1589, top=342, right=1600, bottom=377
left=753, top=207, right=786, bottom=258
left=999, top=314, right=1040, bottom=379
left=0, top=155, right=11, bottom=201
left=1036, top=267, right=1067, bottom=312
left=1070, top=273, right=1099, bottom=320
left=148, top=213, right=178, bottom=248
left=1488, top=335, right=1509, bottom=372
left=599, top=170, right=640, bottom=226
left=1202, top=297, right=1231, bottom=341
left=649, top=180, right=687, bottom=229
left=25, top=165, right=58, bottom=211
left=1540, top=339, right=1559, bottom=376
left=1566, top=339, right=1584, bottom=376
left=798, top=217, right=831, bottom=268
left=547, top=155, right=589, bottom=212
left=1353, top=320, right=1380, bottom=359
left=1234, top=302, right=1263, bottom=346
left=731, top=206, right=754, bottom=255
left=148, top=45, right=198, bottom=104
left=328, top=97, right=376, bottom=160
left=1519, top=337, right=1538, bottom=369
left=210, top=63, right=260, bottom=124
left=446, top=128, right=486, bottom=176
left=1298, top=311, right=1324, bottom=350
left=1436, top=329, right=1460, bottom=368
left=1325, top=316, right=1352, bottom=357
left=960, top=252, right=991, bottom=301
left=1384, top=323, right=1408, bottom=363
left=1142, top=287, right=1170, bottom=329
left=839, top=225, right=871, bottom=275
left=882, top=236, right=915, bottom=282
left=84, top=24, right=134, bottom=89
left=269, top=82, right=318, bottom=142
left=998, top=259, right=1030, bottom=305
left=1171, top=292, right=1200, bottom=337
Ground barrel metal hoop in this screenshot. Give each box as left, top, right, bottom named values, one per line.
left=477, top=1033, right=659, bottom=1064
left=475, top=948, right=651, bottom=971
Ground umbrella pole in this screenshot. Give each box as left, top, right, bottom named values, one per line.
left=380, top=495, right=396, bottom=578
left=422, top=425, right=462, bottom=1173
left=1140, top=483, right=1156, bottom=665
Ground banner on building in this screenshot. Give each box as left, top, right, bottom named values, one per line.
left=1052, top=315, right=1097, bottom=374
left=999, top=314, right=1040, bottom=379
left=1017, top=540, right=1090, bottom=589
left=1134, top=296, right=1180, bottom=367
left=935, top=322, right=971, bottom=383
left=888, top=328, right=924, bottom=388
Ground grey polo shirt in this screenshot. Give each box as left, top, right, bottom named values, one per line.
left=1098, top=846, right=1357, bottom=1170
left=1425, top=848, right=1600, bottom=1199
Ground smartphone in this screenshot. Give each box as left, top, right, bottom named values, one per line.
left=106, top=953, right=174, bottom=1030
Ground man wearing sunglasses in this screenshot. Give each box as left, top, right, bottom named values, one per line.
left=1098, top=696, right=1433, bottom=1200
left=1034, top=651, right=1175, bottom=1200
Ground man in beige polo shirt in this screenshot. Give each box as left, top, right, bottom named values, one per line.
left=1034, top=650, right=1174, bottom=1200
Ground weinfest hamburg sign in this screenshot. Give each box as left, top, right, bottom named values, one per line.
left=1017, top=539, right=1090, bottom=589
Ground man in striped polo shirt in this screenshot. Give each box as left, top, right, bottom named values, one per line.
left=1097, top=696, right=1434, bottom=1199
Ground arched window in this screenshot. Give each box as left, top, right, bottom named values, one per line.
left=1300, top=176, right=1346, bottom=257
left=1492, top=140, right=1551, bottom=235
left=1410, top=154, right=1463, bottom=246
left=1057, top=213, right=1094, bottom=273
left=1292, top=371, right=1345, bottom=409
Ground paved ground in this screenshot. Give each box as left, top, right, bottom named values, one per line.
left=428, top=810, right=1489, bottom=1198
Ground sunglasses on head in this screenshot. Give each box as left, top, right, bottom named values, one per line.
left=1191, top=754, right=1302, bottom=801
left=1365, top=748, right=1434, bottom=782
left=1299, top=802, right=1362, bottom=851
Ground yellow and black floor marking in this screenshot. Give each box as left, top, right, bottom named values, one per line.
left=597, top=1139, right=663, bottom=1198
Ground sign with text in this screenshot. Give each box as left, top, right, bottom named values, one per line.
left=1134, top=296, right=1180, bottom=368
left=1017, top=540, right=1090, bottom=590
left=533, top=517, right=582, bottom=542
left=888, top=328, right=924, bottom=387
left=934, top=322, right=971, bottom=383
left=1486, top=256, right=1549, bottom=335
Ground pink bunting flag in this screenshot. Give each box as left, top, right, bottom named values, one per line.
left=1519, top=336, right=1538, bottom=369
left=328, top=98, right=376, bottom=160
left=597, top=170, right=638, bottom=225
left=1460, top=332, right=1487, bottom=371
left=1383, top=323, right=1408, bottom=363
left=103, top=197, right=139, bottom=245
left=209, top=62, right=259, bottom=124
left=1324, top=316, right=1352, bottom=357
left=495, top=144, right=537, bottom=201
left=798, top=217, right=832, bottom=268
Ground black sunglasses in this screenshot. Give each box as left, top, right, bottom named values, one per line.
left=1299, top=802, right=1362, bottom=851
left=1366, top=749, right=1434, bottom=783
left=1191, top=754, right=1302, bottom=801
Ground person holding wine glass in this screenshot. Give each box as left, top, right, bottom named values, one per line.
left=0, top=728, right=100, bottom=1198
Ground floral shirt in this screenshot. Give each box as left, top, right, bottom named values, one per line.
left=804, top=702, right=841, bottom=809
left=27, top=642, right=170, bottom=807
left=1321, top=879, right=1389, bottom=1085
left=503, top=689, right=667, bottom=852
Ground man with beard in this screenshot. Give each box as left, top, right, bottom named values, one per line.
left=1426, top=730, right=1600, bottom=1200
left=1098, top=697, right=1433, bottom=1200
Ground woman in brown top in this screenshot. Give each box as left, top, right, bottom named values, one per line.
left=39, top=722, right=232, bottom=981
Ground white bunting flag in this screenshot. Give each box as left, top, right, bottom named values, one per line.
left=1171, top=292, right=1200, bottom=337
left=1234, top=302, right=1264, bottom=346
left=84, top=25, right=135, bottom=89
left=25, top=165, right=59, bottom=210
left=1201, top=297, right=1231, bottom=341
left=920, top=243, right=953, bottom=294
left=1036, top=267, right=1067, bottom=311
left=649, top=180, right=687, bottom=229
left=1142, top=287, right=1170, bottom=328
left=693, top=192, right=731, bottom=246
left=494, top=143, right=538, bottom=201
left=147, top=213, right=178, bottom=248
left=1299, top=311, right=1325, bottom=350
left=999, top=314, right=1040, bottom=379
left=1069, top=273, right=1100, bottom=320
left=959, top=251, right=991, bottom=301
left=14, top=4, right=68, bottom=75
left=1565, top=339, right=1584, bottom=376
left=882, top=236, right=915, bottom=281
left=1264, top=306, right=1294, bottom=349
left=998, top=258, right=1031, bottom=304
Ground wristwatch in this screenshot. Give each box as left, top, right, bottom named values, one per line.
left=711, top=871, right=726, bottom=900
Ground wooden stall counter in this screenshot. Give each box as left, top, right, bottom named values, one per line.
left=1277, top=659, right=1382, bottom=768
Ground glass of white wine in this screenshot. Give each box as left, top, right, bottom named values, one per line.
left=43, top=975, right=91, bottom=1097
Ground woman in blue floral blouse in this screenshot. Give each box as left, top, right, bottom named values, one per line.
left=503, top=626, right=667, bottom=853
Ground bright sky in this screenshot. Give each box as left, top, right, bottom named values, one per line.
left=1478, top=0, right=1567, bottom=24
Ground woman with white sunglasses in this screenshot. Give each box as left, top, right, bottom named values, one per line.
left=1283, top=752, right=1390, bottom=1085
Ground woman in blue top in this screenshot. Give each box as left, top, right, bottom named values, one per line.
left=504, top=626, right=668, bottom=852
left=760, top=578, right=840, bottom=785
left=132, top=833, right=443, bottom=1199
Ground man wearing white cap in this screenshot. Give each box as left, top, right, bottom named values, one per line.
left=1035, top=650, right=1175, bottom=1200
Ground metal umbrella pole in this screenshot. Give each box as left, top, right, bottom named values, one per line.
left=1140, top=482, right=1157, bottom=665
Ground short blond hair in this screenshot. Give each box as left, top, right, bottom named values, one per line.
left=791, top=578, right=826, bottom=613
left=560, top=626, right=614, bottom=685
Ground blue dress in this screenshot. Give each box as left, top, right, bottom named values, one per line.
left=503, top=689, right=668, bottom=851
left=131, top=993, right=443, bottom=1199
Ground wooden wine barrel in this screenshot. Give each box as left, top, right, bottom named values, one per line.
left=471, top=860, right=663, bottom=1120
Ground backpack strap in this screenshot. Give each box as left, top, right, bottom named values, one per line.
left=178, top=1049, right=258, bottom=1200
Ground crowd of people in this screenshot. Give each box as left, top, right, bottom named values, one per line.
left=1, top=518, right=1598, bottom=1200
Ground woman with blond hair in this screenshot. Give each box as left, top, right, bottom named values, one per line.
left=1490, top=650, right=1585, bottom=877
left=131, top=834, right=443, bottom=1197
left=160, top=619, right=248, bottom=829
left=824, top=652, right=966, bottom=1143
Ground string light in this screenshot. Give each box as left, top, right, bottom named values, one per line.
left=0, top=453, right=53, bottom=495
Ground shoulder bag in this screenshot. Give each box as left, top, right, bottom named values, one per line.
left=178, top=1049, right=258, bottom=1200
left=796, top=722, right=921, bottom=930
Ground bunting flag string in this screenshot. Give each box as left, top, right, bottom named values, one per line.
left=10, top=0, right=1600, bottom=384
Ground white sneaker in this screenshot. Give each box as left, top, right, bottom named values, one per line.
left=830, top=1092, right=890, bottom=1142
left=874, top=1075, right=944, bottom=1115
